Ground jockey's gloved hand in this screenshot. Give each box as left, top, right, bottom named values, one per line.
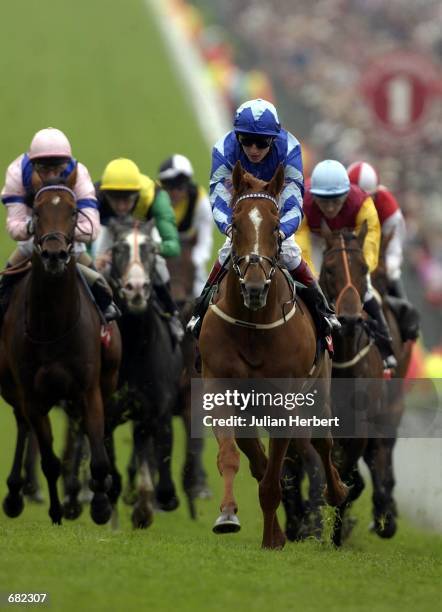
left=226, top=224, right=233, bottom=239
left=26, top=218, right=34, bottom=236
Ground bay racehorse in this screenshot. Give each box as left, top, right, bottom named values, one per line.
left=320, top=225, right=384, bottom=545
left=0, top=170, right=121, bottom=525
left=199, top=162, right=348, bottom=549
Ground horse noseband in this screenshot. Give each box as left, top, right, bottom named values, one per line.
left=232, top=252, right=277, bottom=286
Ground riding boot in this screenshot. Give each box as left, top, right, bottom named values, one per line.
left=290, top=259, right=341, bottom=333
left=76, top=264, right=121, bottom=322
left=385, top=279, right=420, bottom=341
left=187, top=259, right=223, bottom=339
left=363, top=296, right=398, bottom=369
left=154, top=282, right=185, bottom=343
left=387, top=278, right=407, bottom=299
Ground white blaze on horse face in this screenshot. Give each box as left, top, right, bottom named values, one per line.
left=249, top=207, right=263, bottom=253
left=125, top=230, right=149, bottom=295
left=51, top=196, right=60, bottom=206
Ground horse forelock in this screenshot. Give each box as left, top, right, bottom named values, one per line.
left=35, top=182, right=76, bottom=207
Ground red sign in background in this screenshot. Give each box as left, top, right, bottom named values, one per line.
left=361, top=51, right=442, bottom=137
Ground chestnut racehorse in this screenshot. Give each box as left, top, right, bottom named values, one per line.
left=0, top=170, right=121, bottom=525
left=199, top=162, right=348, bottom=549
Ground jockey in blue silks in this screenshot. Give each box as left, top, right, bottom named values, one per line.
left=188, top=98, right=339, bottom=338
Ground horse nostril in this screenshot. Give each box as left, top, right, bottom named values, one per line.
left=41, top=250, right=50, bottom=260
left=58, top=251, right=68, bottom=261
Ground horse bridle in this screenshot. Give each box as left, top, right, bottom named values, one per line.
left=33, top=185, right=78, bottom=259
left=323, top=235, right=374, bottom=368
left=323, top=235, right=364, bottom=315
left=231, top=192, right=280, bottom=294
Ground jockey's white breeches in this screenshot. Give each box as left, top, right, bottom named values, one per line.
left=218, top=236, right=302, bottom=271
left=154, top=254, right=170, bottom=285
left=193, top=262, right=207, bottom=296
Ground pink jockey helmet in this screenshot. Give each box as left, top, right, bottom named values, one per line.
left=347, top=161, right=379, bottom=195
left=28, top=128, right=72, bottom=160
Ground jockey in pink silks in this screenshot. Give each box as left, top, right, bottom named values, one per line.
left=0, top=127, right=119, bottom=325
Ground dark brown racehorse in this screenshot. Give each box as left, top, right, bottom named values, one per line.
left=169, top=236, right=211, bottom=518
left=0, top=170, right=121, bottom=525
left=365, top=230, right=413, bottom=537
left=283, top=225, right=385, bottom=545
left=199, top=162, right=348, bottom=549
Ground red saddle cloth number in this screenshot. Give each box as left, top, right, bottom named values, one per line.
left=100, top=324, right=112, bottom=348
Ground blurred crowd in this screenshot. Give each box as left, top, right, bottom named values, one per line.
left=181, top=0, right=442, bottom=310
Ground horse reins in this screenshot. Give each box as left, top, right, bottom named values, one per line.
left=324, top=236, right=374, bottom=369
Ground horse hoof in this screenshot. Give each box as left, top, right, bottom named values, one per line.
left=132, top=506, right=154, bottom=529
left=324, top=483, right=349, bottom=507
left=285, top=519, right=303, bottom=542
left=49, top=506, right=63, bottom=525
left=213, top=511, right=241, bottom=534
left=156, top=489, right=180, bottom=512
left=63, top=500, right=83, bottom=520
left=90, top=493, right=112, bottom=525
left=373, top=515, right=397, bottom=539
left=2, top=494, right=24, bottom=518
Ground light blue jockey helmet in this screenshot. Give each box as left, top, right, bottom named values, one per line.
left=233, top=99, right=281, bottom=137
left=310, top=160, right=351, bottom=198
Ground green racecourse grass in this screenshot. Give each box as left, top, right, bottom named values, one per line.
left=0, top=1, right=441, bottom=611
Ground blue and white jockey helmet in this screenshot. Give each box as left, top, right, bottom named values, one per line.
left=310, top=160, right=350, bottom=198
left=233, top=99, right=281, bottom=137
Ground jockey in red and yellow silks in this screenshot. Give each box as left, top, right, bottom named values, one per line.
left=296, top=159, right=397, bottom=371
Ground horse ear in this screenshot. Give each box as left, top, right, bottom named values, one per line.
left=232, top=160, right=244, bottom=192
left=357, top=219, right=368, bottom=247
left=267, top=163, right=285, bottom=197
left=31, top=171, right=43, bottom=193
left=320, top=219, right=333, bottom=245
left=65, top=166, right=77, bottom=190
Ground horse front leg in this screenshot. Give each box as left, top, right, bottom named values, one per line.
left=23, top=431, right=43, bottom=503
left=62, top=418, right=85, bottom=520
left=258, top=438, right=290, bottom=549
left=3, top=407, right=28, bottom=518
left=290, top=438, right=325, bottom=540
left=153, top=407, right=179, bottom=512
left=364, top=438, right=398, bottom=538
left=212, top=432, right=241, bottom=534
left=331, top=438, right=366, bottom=547
left=28, top=408, right=63, bottom=525
left=83, top=386, right=112, bottom=525
left=311, top=435, right=348, bottom=508
left=104, top=430, right=122, bottom=529
left=130, top=421, right=154, bottom=529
